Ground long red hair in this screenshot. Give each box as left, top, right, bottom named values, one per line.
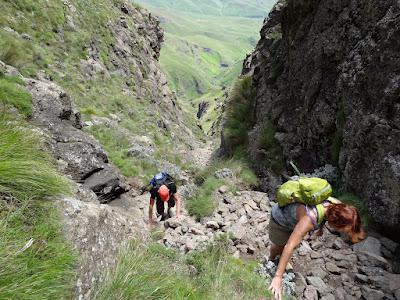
left=326, top=204, right=365, bottom=243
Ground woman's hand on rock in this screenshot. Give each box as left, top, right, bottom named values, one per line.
left=269, top=275, right=283, bottom=300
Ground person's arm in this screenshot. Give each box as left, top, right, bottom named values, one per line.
left=174, top=193, right=181, bottom=218
left=148, top=198, right=155, bottom=225
left=269, top=216, right=313, bottom=300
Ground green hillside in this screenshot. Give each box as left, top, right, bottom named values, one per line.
left=135, top=0, right=275, bottom=101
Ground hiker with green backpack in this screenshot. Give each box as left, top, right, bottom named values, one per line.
left=268, top=177, right=366, bottom=300
left=148, top=172, right=181, bottom=225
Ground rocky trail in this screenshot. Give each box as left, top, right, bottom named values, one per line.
left=4, top=57, right=400, bottom=300
left=105, top=139, right=400, bottom=300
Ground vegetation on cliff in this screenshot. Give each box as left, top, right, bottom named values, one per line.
left=0, top=115, right=75, bottom=299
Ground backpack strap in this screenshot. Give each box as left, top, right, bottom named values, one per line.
left=305, top=204, right=318, bottom=228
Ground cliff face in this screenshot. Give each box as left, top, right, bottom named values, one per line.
left=235, top=0, right=400, bottom=234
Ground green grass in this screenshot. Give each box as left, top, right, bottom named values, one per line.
left=0, top=114, right=76, bottom=299
left=0, top=200, right=76, bottom=299
left=222, top=75, right=256, bottom=154
left=94, top=238, right=271, bottom=300
left=135, top=0, right=271, bottom=101
left=0, top=75, right=32, bottom=116
left=0, top=115, right=70, bottom=199
left=257, top=120, right=285, bottom=172
left=188, top=156, right=259, bottom=219
left=187, top=176, right=223, bottom=220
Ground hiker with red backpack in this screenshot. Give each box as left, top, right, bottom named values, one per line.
left=148, top=172, right=181, bottom=225
left=267, top=177, right=366, bottom=300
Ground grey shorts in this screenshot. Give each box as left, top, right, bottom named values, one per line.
left=269, top=218, right=293, bottom=246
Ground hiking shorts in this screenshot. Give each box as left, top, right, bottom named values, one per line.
left=269, top=217, right=293, bottom=247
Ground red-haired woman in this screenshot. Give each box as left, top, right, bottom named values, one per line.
left=268, top=197, right=365, bottom=300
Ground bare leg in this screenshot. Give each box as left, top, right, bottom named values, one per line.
left=269, top=243, right=285, bottom=260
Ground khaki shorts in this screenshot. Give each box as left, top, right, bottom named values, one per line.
left=269, top=218, right=293, bottom=246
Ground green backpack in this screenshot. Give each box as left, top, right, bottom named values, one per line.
left=276, top=177, right=332, bottom=207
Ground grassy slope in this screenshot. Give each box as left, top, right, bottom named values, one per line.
left=0, top=0, right=203, bottom=181
left=135, top=0, right=274, bottom=101
left=0, top=76, right=75, bottom=298
left=95, top=239, right=271, bottom=300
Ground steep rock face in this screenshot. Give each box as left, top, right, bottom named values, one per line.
left=234, top=0, right=400, bottom=234
left=26, top=78, right=128, bottom=203
left=73, top=0, right=192, bottom=140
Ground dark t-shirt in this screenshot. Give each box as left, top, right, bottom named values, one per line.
left=150, top=182, right=177, bottom=201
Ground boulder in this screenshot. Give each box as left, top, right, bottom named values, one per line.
left=361, top=286, right=385, bottom=300
left=215, top=168, right=233, bottom=179
left=357, top=251, right=389, bottom=269
left=353, top=237, right=382, bottom=256
left=303, top=285, right=318, bottom=300
left=206, top=221, right=220, bottom=230
left=26, top=78, right=128, bottom=202
left=306, top=276, right=330, bottom=296
left=218, top=185, right=229, bottom=194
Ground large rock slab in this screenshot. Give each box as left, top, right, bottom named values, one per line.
left=26, top=78, right=128, bottom=202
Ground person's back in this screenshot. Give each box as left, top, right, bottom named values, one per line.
left=148, top=172, right=181, bottom=224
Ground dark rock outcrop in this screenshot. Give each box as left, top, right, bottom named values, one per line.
left=228, top=0, right=400, bottom=237
left=197, top=101, right=210, bottom=119
left=26, top=78, right=128, bottom=202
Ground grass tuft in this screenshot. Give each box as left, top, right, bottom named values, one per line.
left=94, top=237, right=271, bottom=300
left=0, top=113, right=75, bottom=299
left=0, top=75, right=32, bottom=116
left=222, top=75, right=256, bottom=154
left=0, top=115, right=70, bottom=200
left=0, top=200, right=76, bottom=299
left=186, top=176, right=222, bottom=220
